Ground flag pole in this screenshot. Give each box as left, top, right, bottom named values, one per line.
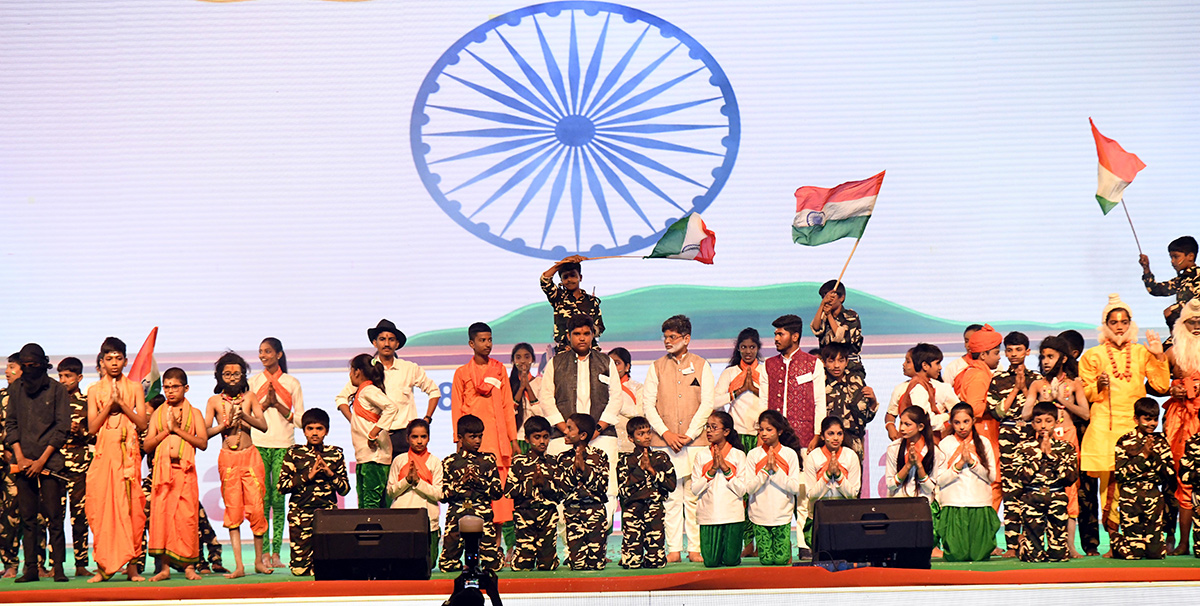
left=1120, top=199, right=1143, bottom=256
left=832, top=236, right=862, bottom=294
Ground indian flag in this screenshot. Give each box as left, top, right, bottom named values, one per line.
left=645, top=213, right=716, bottom=264
left=1090, top=118, right=1145, bottom=215
left=793, top=171, right=885, bottom=246
left=128, top=327, right=161, bottom=401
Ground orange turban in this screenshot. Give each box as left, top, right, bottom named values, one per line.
left=967, top=324, right=1002, bottom=353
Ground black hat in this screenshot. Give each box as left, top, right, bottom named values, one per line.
left=367, top=319, right=407, bottom=349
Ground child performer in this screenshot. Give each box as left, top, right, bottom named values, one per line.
left=55, top=357, right=93, bottom=577
left=618, top=416, right=676, bottom=569
left=506, top=416, right=562, bottom=571
left=690, top=411, right=749, bottom=568
left=811, top=280, right=866, bottom=379
left=821, top=343, right=878, bottom=469
left=1179, top=431, right=1200, bottom=556
left=744, top=410, right=804, bottom=565
left=935, top=403, right=1000, bottom=561
left=541, top=255, right=606, bottom=353
left=610, top=347, right=643, bottom=455
left=1112, top=398, right=1175, bottom=560
left=249, top=337, right=304, bottom=570
left=988, top=331, right=1040, bottom=557
left=509, top=343, right=541, bottom=454
left=943, top=325, right=984, bottom=385
left=451, top=323, right=518, bottom=552
left=1164, top=300, right=1200, bottom=554
left=1026, top=336, right=1090, bottom=558
left=277, top=408, right=350, bottom=576
left=143, top=368, right=209, bottom=581
left=716, top=328, right=767, bottom=453
left=336, top=354, right=398, bottom=509
left=1016, top=402, right=1079, bottom=563
left=440, top=414, right=503, bottom=572
left=204, top=352, right=271, bottom=578
left=388, top=418, right=443, bottom=570
left=1, top=353, right=21, bottom=578
left=558, top=413, right=610, bottom=570
left=85, top=337, right=148, bottom=583
left=886, top=407, right=942, bottom=534
left=954, top=325, right=1005, bottom=510
left=805, top=417, right=861, bottom=503
left=1140, top=235, right=1200, bottom=330
left=887, top=344, right=955, bottom=440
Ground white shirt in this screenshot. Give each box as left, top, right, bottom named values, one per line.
left=690, top=446, right=752, bottom=525
left=715, top=364, right=767, bottom=435
left=804, top=446, right=861, bottom=503
left=248, top=371, right=304, bottom=449
left=887, top=378, right=956, bottom=433
left=765, top=351, right=827, bottom=437
left=642, top=352, right=716, bottom=442
left=346, top=383, right=399, bottom=465
left=934, top=434, right=996, bottom=508
left=615, top=377, right=644, bottom=453
left=538, top=355, right=622, bottom=428
left=744, top=446, right=805, bottom=526
left=942, top=354, right=970, bottom=386
left=885, top=439, right=944, bottom=502
left=387, top=451, right=443, bottom=530
left=336, top=357, right=439, bottom=431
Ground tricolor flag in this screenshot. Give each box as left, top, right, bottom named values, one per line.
left=1090, top=118, right=1146, bottom=215
left=645, top=213, right=716, bottom=264
left=793, top=171, right=885, bottom=246
left=128, top=327, right=161, bottom=401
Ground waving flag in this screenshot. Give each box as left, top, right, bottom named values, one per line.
left=1090, top=118, right=1146, bottom=215
left=645, top=214, right=716, bottom=264
left=793, top=171, right=885, bottom=246
left=128, top=327, right=161, bottom=401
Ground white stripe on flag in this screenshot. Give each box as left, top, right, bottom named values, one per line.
left=822, top=195, right=876, bottom=222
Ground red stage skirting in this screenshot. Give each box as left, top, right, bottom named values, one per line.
left=4, top=566, right=1200, bottom=603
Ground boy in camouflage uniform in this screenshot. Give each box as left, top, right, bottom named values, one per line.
left=55, top=358, right=93, bottom=577
left=618, top=416, right=676, bottom=569
left=277, top=408, right=350, bottom=576
left=1016, top=401, right=1079, bottom=562
left=811, top=280, right=866, bottom=379
left=1179, top=432, right=1200, bottom=556
left=1, top=354, right=22, bottom=576
left=540, top=255, right=605, bottom=353
left=504, top=416, right=561, bottom=571
left=1140, top=235, right=1199, bottom=330
left=988, top=331, right=1041, bottom=556
left=1112, top=398, right=1176, bottom=560
left=820, top=343, right=878, bottom=466
left=440, top=414, right=503, bottom=572
left=558, top=413, right=609, bottom=570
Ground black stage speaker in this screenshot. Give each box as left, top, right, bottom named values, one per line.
left=811, top=497, right=933, bottom=569
left=313, top=508, right=431, bottom=580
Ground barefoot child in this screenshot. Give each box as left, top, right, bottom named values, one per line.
left=249, top=338, right=304, bottom=570
left=691, top=411, right=749, bottom=568
left=85, top=337, right=149, bottom=582
left=506, top=416, right=562, bottom=571
left=55, top=357, right=93, bottom=578
left=388, top=418, right=443, bottom=570
left=618, top=416, right=676, bottom=569
left=204, top=352, right=271, bottom=578
left=988, top=332, right=1040, bottom=557
left=744, top=410, right=804, bottom=565
left=278, top=408, right=350, bottom=576
left=1112, top=398, right=1175, bottom=560
left=558, top=413, right=609, bottom=571
left=935, top=403, right=1000, bottom=561
left=440, top=414, right=503, bottom=572
left=143, top=368, right=209, bottom=581
left=1016, top=402, right=1079, bottom=562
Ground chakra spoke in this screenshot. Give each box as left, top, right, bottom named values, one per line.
left=586, top=146, right=657, bottom=229
left=568, top=12, right=581, bottom=114
left=540, top=150, right=574, bottom=247
left=431, top=135, right=554, bottom=166
left=589, top=43, right=680, bottom=119
left=495, top=32, right=566, bottom=118
left=584, top=26, right=649, bottom=117
left=596, top=123, right=721, bottom=134
left=469, top=144, right=559, bottom=219
left=591, top=142, right=687, bottom=211
left=427, top=104, right=554, bottom=127
left=533, top=17, right=572, bottom=116
left=595, top=132, right=722, bottom=157
left=502, top=148, right=566, bottom=236
left=595, top=139, right=705, bottom=188
left=594, top=97, right=720, bottom=127
left=580, top=149, right=618, bottom=245
left=578, top=14, right=609, bottom=112
left=466, top=50, right=563, bottom=120
left=429, top=127, right=554, bottom=138
left=593, top=67, right=702, bottom=123
left=446, top=140, right=556, bottom=193
left=570, top=148, right=583, bottom=249
left=444, top=73, right=557, bottom=123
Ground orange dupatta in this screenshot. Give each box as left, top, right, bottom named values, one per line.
left=755, top=443, right=790, bottom=475
left=352, top=381, right=381, bottom=424
left=816, top=445, right=848, bottom=478
left=254, top=368, right=293, bottom=410
left=405, top=449, right=433, bottom=484
left=702, top=442, right=737, bottom=477
left=728, top=360, right=759, bottom=396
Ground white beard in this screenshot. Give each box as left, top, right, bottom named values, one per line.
left=1171, top=321, right=1200, bottom=377
left=1099, top=320, right=1139, bottom=347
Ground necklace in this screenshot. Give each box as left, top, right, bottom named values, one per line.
left=1105, top=343, right=1133, bottom=381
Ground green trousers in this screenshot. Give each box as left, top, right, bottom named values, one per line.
left=700, top=521, right=743, bottom=568
left=753, top=523, right=791, bottom=565
left=355, top=461, right=389, bottom=509
left=259, top=446, right=288, bottom=555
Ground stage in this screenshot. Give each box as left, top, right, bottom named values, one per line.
left=2, top=557, right=1199, bottom=606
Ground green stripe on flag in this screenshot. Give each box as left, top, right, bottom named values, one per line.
left=793, top=215, right=870, bottom=246
left=646, top=219, right=688, bottom=258
left=1096, top=195, right=1118, bottom=215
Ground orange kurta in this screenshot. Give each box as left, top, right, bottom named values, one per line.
left=148, top=403, right=201, bottom=566
left=451, top=358, right=517, bottom=523
left=1164, top=376, right=1200, bottom=511
left=84, top=407, right=146, bottom=578
left=955, top=360, right=1002, bottom=510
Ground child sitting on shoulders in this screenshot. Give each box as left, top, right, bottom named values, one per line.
left=387, top=419, right=443, bottom=571
left=618, top=416, right=676, bottom=569
left=557, top=413, right=609, bottom=571
left=1016, top=402, right=1079, bottom=562
left=744, top=410, right=804, bottom=566
left=506, top=416, right=562, bottom=571
left=691, top=411, right=750, bottom=568
left=935, top=403, right=1000, bottom=562
left=1112, top=397, right=1175, bottom=560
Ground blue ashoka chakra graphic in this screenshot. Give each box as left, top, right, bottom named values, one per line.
left=411, top=1, right=740, bottom=259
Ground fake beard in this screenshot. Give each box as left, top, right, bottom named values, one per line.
left=666, top=340, right=686, bottom=355
left=1041, top=356, right=1064, bottom=380
left=221, top=376, right=249, bottom=396
left=1171, top=321, right=1200, bottom=377
left=1099, top=320, right=1139, bottom=347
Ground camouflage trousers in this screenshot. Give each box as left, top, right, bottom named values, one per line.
left=1112, top=482, right=1167, bottom=560
left=565, top=503, right=606, bottom=571
left=61, top=469, right=87, bottom=567
left=440, top=502, right=500, bottom=572
left=998, top=424, right=1032, bottom=551
left=620, top=500, right=666, bottom=569
left=288, top=504, right=334, bottom=576
left=1019, top=487, right=1069, bottom=562
left=511, top=505, right=558, bottom=571
left=0, top=475, right=47, bottom=569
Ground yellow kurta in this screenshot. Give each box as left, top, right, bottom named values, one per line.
left=1078, top=342, right=1169, bottom=472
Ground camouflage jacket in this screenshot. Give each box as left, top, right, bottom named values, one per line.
left=442, top=450, right=502, bottom=505
left=556, top=446, right=608, bottom=506
left=824, top=374, right=877, bottom=436
left=617, top=447, right=675, bottom=507
left=1114, top=430, right=1175, bottom=491
left=504, top=451, right=561, bottom=509
left=1143, top=265, right=1200, bottom=304
left=62, top=390, right=94, bottom=473
left=988, top=365, right=1042, bottom=423
left=1179, top=433, right=1200, bottom=488
left=812, top=308, right=863, bottom=356
left=1015, top=438, right=1078, bottom=490
left=277, top=443, right=351, bottom=509
left=541, top=274, right=605, bottom=352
